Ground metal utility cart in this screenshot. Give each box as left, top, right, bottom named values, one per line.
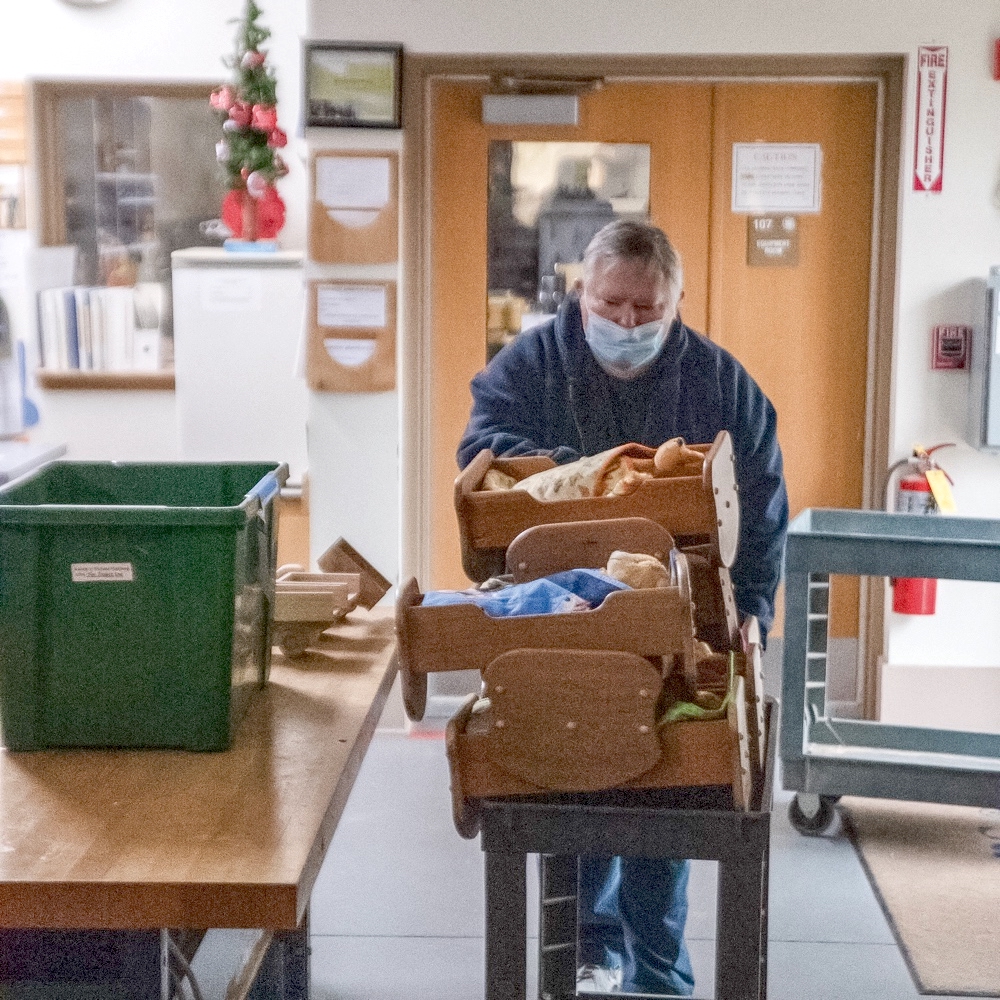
left=781, top=508, right=1000, bottom=834
left=400, top=435, right=776, bottom=996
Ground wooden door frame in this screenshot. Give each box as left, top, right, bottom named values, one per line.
left=400, top=53, right=905, bottom=718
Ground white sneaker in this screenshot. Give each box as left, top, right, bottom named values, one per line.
left=576, top=963, right=623, bottom=993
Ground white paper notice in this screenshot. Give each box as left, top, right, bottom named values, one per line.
left=316, top=157, right=390, bottom=210
left=732, top=144, right=822, bottom=214
left=71, top=562, right=134, bottom=583
left=324, top=338, right=377, bottom=367
left=328, top=209, right=380, bottom=229
left=317, top=285, right=386, bottom=329
left=199, top=272, right=262, bottom=313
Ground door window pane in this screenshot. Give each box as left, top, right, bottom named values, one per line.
left=486, top=141, right=650, bottom=361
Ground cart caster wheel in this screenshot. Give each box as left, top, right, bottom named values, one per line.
left=788, top=793, right=839, bottom=836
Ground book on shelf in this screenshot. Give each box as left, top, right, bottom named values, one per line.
left=36, top=283, right=166, bottom=374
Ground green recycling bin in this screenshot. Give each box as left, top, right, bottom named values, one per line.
left=0, top=460, right=288, bottom=751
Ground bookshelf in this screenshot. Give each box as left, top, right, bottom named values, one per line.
left=36, top=370, right=174, bottom=391
left=35, top=282, right=169, bottom=388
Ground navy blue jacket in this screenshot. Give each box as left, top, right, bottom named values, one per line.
left=457, top=296, right=788, bottom=640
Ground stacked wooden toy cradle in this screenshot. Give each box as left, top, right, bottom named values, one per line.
left=395, top=431, right=767, bottom=837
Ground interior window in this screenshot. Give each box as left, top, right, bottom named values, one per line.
left=35, top=83, right=228, bottom=351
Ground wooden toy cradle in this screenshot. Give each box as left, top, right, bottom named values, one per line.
left=453, top=430, right=740, bottom=582
left=396, top=509, right=767, bottom=839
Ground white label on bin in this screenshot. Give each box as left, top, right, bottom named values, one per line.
left=71, top=562, right=134, bottom=583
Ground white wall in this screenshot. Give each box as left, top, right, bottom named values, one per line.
left=308, top=0, right=1000, bottom=672
left=2, top=0, right=308, bottom=462
left=303, top=128, right=402, bottom=588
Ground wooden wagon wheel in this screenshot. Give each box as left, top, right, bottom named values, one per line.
left=446, top=696, right=482, bottom=839
left=395, top=578, right=429, bottom=721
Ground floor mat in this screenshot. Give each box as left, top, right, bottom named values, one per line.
left=842, top=796, right=1000, bottom=996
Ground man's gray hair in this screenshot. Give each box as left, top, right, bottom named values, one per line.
left=582, top=219, right=683, bottom=303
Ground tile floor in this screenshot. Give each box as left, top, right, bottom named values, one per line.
left=308, top=728, right=951, bottom=1000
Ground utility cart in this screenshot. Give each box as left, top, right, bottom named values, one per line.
left=781, top=508, right=1000, bottom=835
left=396, top=433, right=778, bottom=997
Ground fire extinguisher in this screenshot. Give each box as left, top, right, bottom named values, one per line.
left=886, top=444, right=955, bottom=615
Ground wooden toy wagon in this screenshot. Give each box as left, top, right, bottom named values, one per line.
left=272, top=538, right=393, bottom=657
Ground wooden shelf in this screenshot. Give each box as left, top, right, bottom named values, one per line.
left=36, top=370, right=175, bottom=391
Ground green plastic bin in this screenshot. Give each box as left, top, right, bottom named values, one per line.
left=0, top=460, right=288, bottom=751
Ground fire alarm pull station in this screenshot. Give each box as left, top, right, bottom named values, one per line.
left=931, top=324, right=969, bottom=370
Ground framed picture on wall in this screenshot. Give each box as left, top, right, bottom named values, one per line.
left=304, top=42, right=403, bottom=129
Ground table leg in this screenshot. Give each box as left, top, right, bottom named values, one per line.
left=485, top=851, right=526, bottom=1000
left=248, top=910, right=310, bottom=1000
left=715, top=854, right=768, bottom=1000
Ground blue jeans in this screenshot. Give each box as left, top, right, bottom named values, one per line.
left=578, top=855, right=695, bottom=996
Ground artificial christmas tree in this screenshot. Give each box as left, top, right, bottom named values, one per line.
left=210, top=0, right=288, bottom=245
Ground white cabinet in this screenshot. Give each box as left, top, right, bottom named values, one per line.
left=171, top=248, right=308, bottom=481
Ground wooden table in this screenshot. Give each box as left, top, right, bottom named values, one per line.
left=0, top=608, right=397, bottom=998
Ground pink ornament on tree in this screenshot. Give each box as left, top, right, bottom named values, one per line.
left=246, top=170, right=269, bottom=199
left=241, top=49, right=266, bottom=69
left=228, top=102, right=252, bottom=127
left=267, top=128, right=287, bottom=149
left=251, top=103, right=277, bottom=131
left=210, top=85, right=235, bottom=111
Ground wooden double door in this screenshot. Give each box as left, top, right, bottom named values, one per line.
left=425, top=73, right=879, bottom=667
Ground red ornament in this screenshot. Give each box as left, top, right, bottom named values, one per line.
left=221, top=186, right=286, bottom=241
left=267, top=127, right=288, bottom=149
left=241, top=50, right=266, bottom=69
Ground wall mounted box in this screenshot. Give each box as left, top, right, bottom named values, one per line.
left=307, top=279, right=396, bottom=392
left=309, top=151, right=399, bottom=265
left=969, top=267, right=1000, bottom=450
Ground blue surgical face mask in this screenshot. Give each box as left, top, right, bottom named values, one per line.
left=583, top=311, right=668, bottom=379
